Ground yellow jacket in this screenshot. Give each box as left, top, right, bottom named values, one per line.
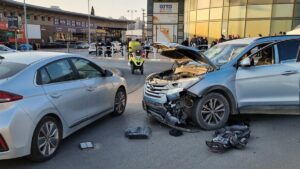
left=129, top=41, right=141, bottom=53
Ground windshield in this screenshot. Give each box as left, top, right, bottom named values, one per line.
left=0, top=62, right=28, bottom=80
left=204, top=44, right=246, bottom=66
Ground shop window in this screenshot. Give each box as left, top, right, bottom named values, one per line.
left=210, top=8, right=222, bottom=20
left=223, top=7, right=229, bottom=20
left=247, top=5, right=272, bottom=18
left=210, top=0, right=223, bottom=8
left=293, top=20, right=300, bottom=29
left=197, top=0, right=210, bottom=9
left=190, top=11, right=197, bottom=22
left=197, top=9, right=209, bottom=21
left=229, top=6, right=246, bottom=19
left=41, top=16, right=45, bottom=21
left=26, top=14, right=30, bottom=20
left=48, top=17, right=51, bottom=21
left=270, top=20, right=292, bottom=35
left=34, top=16, right=38, bottom=20
left=189, top=22, right=196, bottom=37
left=3, top=12, right=7, bottom=17
left=10, top=12, right=15, bottom=16
left=224, top=0, right=229, bottom=6
left=230, top=0, right=247, bottom=6
left=272, top=4, right=294, bottom=17
left=190, top=0, right=197, bottom=10
left=222, top=21, right=228, bottom=37
left=245, top=20, right=271, bottom=37
left=228, top=20, right=245, bottom=37
left=208, top=21, right=222, bottom=42
left=294, top=4, right=300, bottom=18
left=196, top=22, right=209, bottom=37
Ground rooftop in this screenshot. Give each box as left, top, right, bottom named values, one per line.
left=2, top=0, right=134, bottom=24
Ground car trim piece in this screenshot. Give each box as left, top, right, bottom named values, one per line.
left=239, top=105, right=300, bottom=115
left=69, top=107, right=113, bottom=128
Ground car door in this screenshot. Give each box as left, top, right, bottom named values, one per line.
left=236, top=39, right=300, bottom=111
left=39, top=59, right=88, bottom=127
left=70, top=58, right=115, bottom=117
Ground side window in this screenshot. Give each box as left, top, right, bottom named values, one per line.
left=252, top=45, right=275, bottom=66
left=71, top=58, right=102, bottom=79
left=44, top=60, right=75, bottom=84
left=277, top=39, right=300, bottom=63
left=38, top=68, right=51, bottom=85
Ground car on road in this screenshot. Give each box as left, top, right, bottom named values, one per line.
left=143, top=35, right=300, bottom=130
left=74, top=42, right=89, bottom=49
left=0, top=52, right=127, bottom=161
left=0, top=45, right=16, bottom=54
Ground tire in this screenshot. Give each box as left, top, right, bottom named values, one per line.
left=131, top=64, right=134, bottom=74
left=140, top=65, right=144, bottom=75
left=28, top=116, right=62, bottom=162
left=192, top=93, right=230, bottom=130
left=112, top=88, right=127, bottom=116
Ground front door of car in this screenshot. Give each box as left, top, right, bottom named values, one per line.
left=39, top=59, right=88, bottom=127
left=70, top=58, right=114, bottom=117
left=236, top=39, right=300, bottom=111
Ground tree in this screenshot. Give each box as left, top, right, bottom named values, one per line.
left=91, top=6, right=95, bottom=16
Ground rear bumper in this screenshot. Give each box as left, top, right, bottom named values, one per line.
left=0, top=103, right=34, bottom=160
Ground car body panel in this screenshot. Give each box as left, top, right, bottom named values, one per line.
left=0, top=52, right=127, bottom=159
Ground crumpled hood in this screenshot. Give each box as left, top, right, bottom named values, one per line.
left=153, top=42, right=218, bottom=70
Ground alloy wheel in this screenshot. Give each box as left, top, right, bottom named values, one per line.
left=37, top=121, right=59, bottom=157
left=201, top=98, right=225, bottom=125
left=115, top=90, right=126, bottom=114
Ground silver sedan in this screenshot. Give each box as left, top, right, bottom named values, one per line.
left=0, top=52, right=127, bottom=161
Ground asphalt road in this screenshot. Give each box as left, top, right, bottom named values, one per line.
left=1, top=51, right=300, bottom=169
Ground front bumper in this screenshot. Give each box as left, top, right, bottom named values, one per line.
left=0, top=102, right=34, bottom=160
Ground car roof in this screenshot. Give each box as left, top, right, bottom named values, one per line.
left=0, top=52, right=74, bottom=65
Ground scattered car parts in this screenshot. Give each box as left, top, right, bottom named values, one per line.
left=125, top=127, right=152, bottom=139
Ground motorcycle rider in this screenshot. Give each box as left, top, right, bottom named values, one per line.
left=128, top=38, right=141, bottom=59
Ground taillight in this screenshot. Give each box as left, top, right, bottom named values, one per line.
left=0, top=134, right=9, bottom=152
left=0, top=91, right=23, bottom=103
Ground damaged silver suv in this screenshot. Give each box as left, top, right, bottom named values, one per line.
left=143, top=36, right=300, bottom=130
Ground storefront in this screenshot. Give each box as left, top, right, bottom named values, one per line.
left=0, top=21, right=8, bottom=44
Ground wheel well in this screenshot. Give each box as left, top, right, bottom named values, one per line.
left=206, top=89, right=238, bottom=115
left=43, top=113, right=63, bottom=129
left=118, top=85, right=126, bottom=94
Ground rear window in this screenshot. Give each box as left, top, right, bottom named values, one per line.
left=0, top=62, right=27, bottom=79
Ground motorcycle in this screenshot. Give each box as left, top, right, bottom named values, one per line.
left=129, top=50, right=145, bottom=75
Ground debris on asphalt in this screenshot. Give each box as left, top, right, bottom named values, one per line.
left=206, top=124, right=251, bottom=153
left=79, top=142, right=94, bottom=150
left=125, top=127, right=152, bottom=139
left=169, top=129, right=183, bottom=137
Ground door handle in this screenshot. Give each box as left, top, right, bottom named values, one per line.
left=87, top=86, right=96, bottom=92
left=50, top=93, right=62, bottom=99
left=281, top=70, right=298, bottom=76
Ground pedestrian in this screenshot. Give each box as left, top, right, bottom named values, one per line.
left=144, top=38, right=151, bottom=59
left=218, top=34, right=226, bottom=43
left=33, top=41, right=37, bottom=50
left=258, top=34, right=262, bottom=37
left=190, top=35, right=197, bottom=47
left=182, top=38, right=189, bottom=46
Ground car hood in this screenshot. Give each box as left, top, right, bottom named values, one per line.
left=153, top=42, right=218, bottom=70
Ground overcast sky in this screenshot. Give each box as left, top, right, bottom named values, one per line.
left=14, top=0, right=147, bottom=19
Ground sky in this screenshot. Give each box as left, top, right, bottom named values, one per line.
left=14, top=0, right=147, bottom=19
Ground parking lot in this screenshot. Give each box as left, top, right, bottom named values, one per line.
left=0, top=51, right=300, bottom=169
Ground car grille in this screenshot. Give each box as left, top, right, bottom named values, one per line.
left=145, top=83, right=169, bottom=98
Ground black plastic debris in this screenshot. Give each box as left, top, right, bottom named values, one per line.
left=169, top=129, right=183, bottom=137
left=206, top=124, right=250, bottom=153
left=125, top=127, right=152, bottom=139
left=79, top=142, right=94, bottom=150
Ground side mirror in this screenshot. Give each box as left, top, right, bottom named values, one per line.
left=103, top=69, right=113, bottom=77
left=239, top=57, right=251, bottom=67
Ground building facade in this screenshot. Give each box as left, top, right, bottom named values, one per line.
left=147, top=0, right=185, bottom=43
left=0, top=0, right=132, bottom=44
left=184, top=0, right=300, bottom=42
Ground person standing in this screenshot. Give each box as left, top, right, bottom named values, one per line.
left=182, top=38, right=189, bottom=46
left=144, top=38, right=151, bottom=59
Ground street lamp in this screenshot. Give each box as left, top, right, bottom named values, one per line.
left=127, top=10, right=137, bottom=39
left=23, top=0, right=29, bottom=50
left=88, top=0, right=91, bottom=44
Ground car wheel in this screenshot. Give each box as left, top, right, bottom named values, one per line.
left=28, top=116, right=62, bottom=162
left=192, top=93, right=230, bottom=130
left=140, top=65, right=144, bottom=75
left=112, top=88, right=127, bottom=116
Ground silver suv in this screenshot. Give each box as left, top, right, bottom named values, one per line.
left=143, top=36, right=300, bottom=130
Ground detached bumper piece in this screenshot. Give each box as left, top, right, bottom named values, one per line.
left=206, top=124, right=250, bottom=153
left=125, top=127, right=152, bottom=139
